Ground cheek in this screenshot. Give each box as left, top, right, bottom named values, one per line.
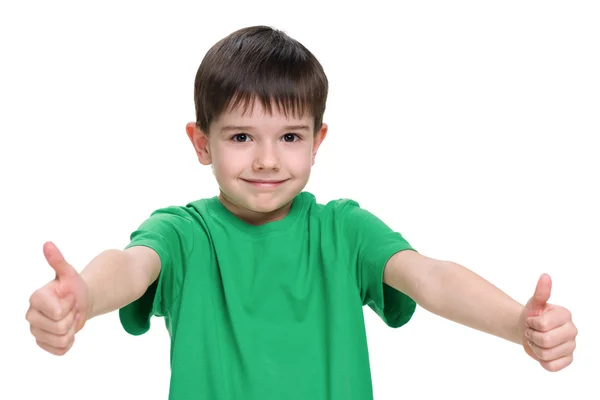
left=286, top=149, right=314, bottom=174
left=211, top=148, right=246, bottom=177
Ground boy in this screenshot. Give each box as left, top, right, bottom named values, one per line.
left=26, top=26, right=577, bottom=399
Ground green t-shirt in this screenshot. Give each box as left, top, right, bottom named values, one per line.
left=119, top=191, right=416, bottom=400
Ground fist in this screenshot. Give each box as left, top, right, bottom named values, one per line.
left=26, top=242, right=90, bottom=356
left=520, top=274, right=578, bottom=372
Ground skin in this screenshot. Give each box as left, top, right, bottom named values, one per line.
left=383, top=251, right=577, bottom=372
left=186, top=101, right=328, bottom=225
left=27, top=99, right=577, bottom=373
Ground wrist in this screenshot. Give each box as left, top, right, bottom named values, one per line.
left=78, top=272, right=95, bottom=323
left=511, top=303, right=527, bottom=345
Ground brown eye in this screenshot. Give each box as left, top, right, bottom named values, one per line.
left=282, top=133, right=299, bottom=142
left=232, top=133, right=249, bottom=142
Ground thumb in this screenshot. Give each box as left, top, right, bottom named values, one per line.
left=530, top=273, right=552, bottom=313
left=43, top=241, right=77, bottom=280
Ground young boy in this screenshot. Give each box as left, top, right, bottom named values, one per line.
left=26, top=26, right=577, bottom=399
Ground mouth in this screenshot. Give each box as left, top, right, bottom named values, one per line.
left=241, top=178, right=289, bottom=188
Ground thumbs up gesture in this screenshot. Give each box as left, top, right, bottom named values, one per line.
left=519, top=274, right=578, bottom=371
left=26, top=242, right=91, bottom=356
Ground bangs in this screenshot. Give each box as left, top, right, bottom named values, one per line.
left=222, top=71, right=323, bottom=122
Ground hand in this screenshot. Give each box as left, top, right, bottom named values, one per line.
left=26, top=242, right=91, bottom=356
left=519, top=273, right=577, bottom=372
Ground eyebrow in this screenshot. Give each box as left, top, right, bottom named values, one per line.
left=220, top=125, right=311, bottom=133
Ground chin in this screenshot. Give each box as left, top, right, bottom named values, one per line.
left=220, top=182, right=302, bottom=215
left=247, top=197, right=291, bottom=214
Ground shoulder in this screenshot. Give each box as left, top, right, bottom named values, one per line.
left=303, top=192, right=361, bottom=215
left=131, top=197, right=218, bottom=236
left=127, top=198, right=218, bottom=258
left=304, top=193, right=404, bottom=239
left=144, top=197, right=216, bottom=222
left=304, top=192, right=373, bottom=223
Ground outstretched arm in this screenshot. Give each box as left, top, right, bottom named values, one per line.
left=383, top=250, right=577, bottom=372
left=26, top=242, right=161, bottom=356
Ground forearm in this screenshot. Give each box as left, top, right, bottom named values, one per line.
left=418, top=261, right=524, bottom=344
left=80, top=249, right=152, bottom=319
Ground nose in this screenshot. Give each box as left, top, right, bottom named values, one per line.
left=252, top=143, right=280, bottom=171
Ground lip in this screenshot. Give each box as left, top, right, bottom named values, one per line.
left=241, top=178, right=288, bottom=188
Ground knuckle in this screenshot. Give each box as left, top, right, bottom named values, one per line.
left=55, top=320, right=70, bottom=335
left=55, top=334, right=72, bottom=349
left=25, top=308, right=33, bottom=323
left=537, top=348, right=551, bottom=361
left=55, top=347, right=68, bottom=356
left=30, top=286, right=50, bottom=305
left=51, top=307, right=62, bottom=321
left=565, top=309, right=572, bottom=320
left=531, top=331, right=543, bottom=346
left=542, top=359, right=559, bottom=372
left=29, top=291, right=38, bottom=305
left=543, top=361, right=559, bottom=372
left=540, top=335, right=552, bottom=348
left=542, top=356, right=572, bottom=373
left=36, top=339, right=49, bottom=352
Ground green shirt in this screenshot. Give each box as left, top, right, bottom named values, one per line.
left=119, top=191, right=416, bottom=399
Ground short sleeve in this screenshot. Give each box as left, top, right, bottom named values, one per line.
left=118, top=206, right=196, bottom=336
left=340, top=200, right=417, bottom=328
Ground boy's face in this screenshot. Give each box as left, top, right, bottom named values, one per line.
left=186, top=100, right=327, bottom=225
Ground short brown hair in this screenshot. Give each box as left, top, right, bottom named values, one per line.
left=193, top=26, right=328, bottom=134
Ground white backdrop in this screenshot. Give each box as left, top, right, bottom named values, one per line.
left=1, top=1, right=598, bottom=399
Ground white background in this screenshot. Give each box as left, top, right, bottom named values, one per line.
left=1, top=1, right=598, bottom=399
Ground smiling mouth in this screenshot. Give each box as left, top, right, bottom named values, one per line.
left=241, top=178, right=289, bottom=187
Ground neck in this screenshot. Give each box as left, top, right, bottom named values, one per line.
left=218, top=192, right=293, bottom=225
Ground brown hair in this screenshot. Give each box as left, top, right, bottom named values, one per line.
left=193, top=26, right=328, bottom=134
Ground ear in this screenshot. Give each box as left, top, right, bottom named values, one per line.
left=311, top=123, right=328, bottom=165
left=186, top=122, right=212, bottom=165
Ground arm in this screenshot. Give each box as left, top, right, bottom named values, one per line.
left=81, top=246, right=161, bottom=320
left=337, top=199, right=576, bottom=372
left=27, top=242, right=162, bottom=356
left=383, top=250, right=524, bottom=344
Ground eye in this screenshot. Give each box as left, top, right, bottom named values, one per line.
left=231, top=133, right=251, bottom=143
left=282, top=133, right=300, bottom=143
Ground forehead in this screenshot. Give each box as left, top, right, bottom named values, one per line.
left=213, top=97, right=313, bottom=128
